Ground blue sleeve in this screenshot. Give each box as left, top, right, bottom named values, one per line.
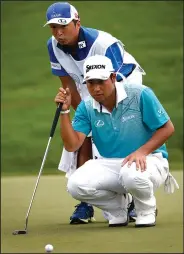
left=72, top=101, right=91, bottom=136
left=140, top=88, right=170, bottom=131
left=47, top=38, right=69, bottom=77
left=105, top=42, right=136, bottom=81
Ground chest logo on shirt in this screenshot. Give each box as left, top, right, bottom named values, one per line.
left=78, top=41, right=86, bottom=49
left=94, top=120, right=104, bottom=128
left=121, top=115, right=135, bottom=123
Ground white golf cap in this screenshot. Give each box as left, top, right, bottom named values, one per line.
left=43, top=2, right=79, bottom=27
left=83, top=55, right=115, bottom=83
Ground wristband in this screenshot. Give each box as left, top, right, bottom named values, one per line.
left=60, top=109, right=70, bottom=114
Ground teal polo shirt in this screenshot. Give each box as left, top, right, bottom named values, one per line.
left=72, top=82, right=170, bottom=159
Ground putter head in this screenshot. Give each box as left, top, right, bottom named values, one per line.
left=12, top=230, right=27, bottom=235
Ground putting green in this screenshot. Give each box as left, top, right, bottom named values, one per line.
left=1, top=171, right=183, bottom=253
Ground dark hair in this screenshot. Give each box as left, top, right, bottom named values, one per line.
left=110, top=73, right=115, bottom=80
left=72, top=19, right=78, bottom=26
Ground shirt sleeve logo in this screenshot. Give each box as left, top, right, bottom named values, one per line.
left=51, top=62, right=62, bottom=70
left=158, top=109, right=165, bottom=117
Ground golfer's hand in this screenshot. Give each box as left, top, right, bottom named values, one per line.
left=55, top=87, right=71, bottom=111
left=121, top=150, right=147, bottom=172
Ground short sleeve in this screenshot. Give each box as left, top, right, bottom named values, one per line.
left=47, top=38, right=69, bottom=77
left=140, top=87, right=170, bottom=131
left=72, top=101, right=91, bottom=136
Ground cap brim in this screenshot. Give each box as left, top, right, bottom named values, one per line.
left=83, top=70, right=112, bottom=84
left=43, top=17, right=73, bottom=27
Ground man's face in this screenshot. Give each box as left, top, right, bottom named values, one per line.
left=49, top=20, right=80, bottom=46
left=86, top=74, right=116, bottom=103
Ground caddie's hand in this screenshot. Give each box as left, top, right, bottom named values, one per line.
left=121, top=150, right=147, bottom=172
left=55, top=87, right=71, bottom=111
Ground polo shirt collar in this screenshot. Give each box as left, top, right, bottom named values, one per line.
left=92, top=81, right=127, bottom=113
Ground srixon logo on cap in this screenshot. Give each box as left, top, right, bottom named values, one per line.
left=86, top=64, right=106, bottom=73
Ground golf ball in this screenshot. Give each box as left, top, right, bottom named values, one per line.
left=45, top=244, right=53, bottom=253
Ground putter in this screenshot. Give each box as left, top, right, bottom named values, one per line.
left=12, top=103, right=62, bottom=235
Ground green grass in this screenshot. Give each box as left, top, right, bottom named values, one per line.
left=1, top=1, right=183, bottom=175
left=1, top=171, right=183, bottom=253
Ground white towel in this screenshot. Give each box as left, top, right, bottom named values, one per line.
left=164, top=172, right=179, bottom=194
left=151, top=153, right=179, bottom=194
left=58, top=148, right=78, bottom=178
left=58, top=138, right=103, bottom=178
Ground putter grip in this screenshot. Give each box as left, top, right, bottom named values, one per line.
left=49, top=103, right=63, bottom=137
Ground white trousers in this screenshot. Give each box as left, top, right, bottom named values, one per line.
left=67, top=154, right=169, bottom=217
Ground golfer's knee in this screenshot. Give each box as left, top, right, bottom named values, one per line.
left=67, top=176, right=94, bottom=200
left=120, top=170, right=152, bottom=199
left=67, top=177, right=82, bottom=200
left=121, top=170, right=137, bottom=191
